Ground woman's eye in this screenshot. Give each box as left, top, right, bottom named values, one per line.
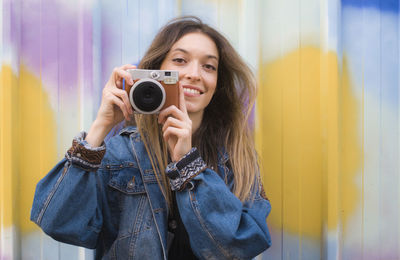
left=172, top=58, right=186, bottom=64
left=204, top=64, right=217, bottom=71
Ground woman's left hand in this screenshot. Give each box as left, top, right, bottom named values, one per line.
left=158, top=86, right=192, bottom=162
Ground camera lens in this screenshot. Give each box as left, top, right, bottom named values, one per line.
left=132, top=81, right=164, bottom=112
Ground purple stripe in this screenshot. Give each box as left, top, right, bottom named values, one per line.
left=15, top=1, right=93, bottom=90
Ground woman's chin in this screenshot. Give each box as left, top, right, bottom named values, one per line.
left=186, top=106, right=204, bottom=117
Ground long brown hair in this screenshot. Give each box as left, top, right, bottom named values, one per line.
left=131, top=16, right=259, bottom=205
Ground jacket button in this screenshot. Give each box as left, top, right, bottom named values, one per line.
left=127, top=181, right=135, bottom=189
left=169, top=220, right=177, bottom=230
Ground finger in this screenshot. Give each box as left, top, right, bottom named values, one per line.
left=110, top=88, right=133, bottom=114
left=162, top=116, right=189, bottom=132
left=121, top=64, right=137, bottom=70
left=108, top=94, right=131, bottom=121
left=111, top=67, right=135, bottom=88
left=178, top=85, right=187, bottom=114
left=114, top=69, right=134, bottom=88
left=163, top=127, right=189, bottom=141
left=119, top=64, right=137, bottom=88
left=158, top=105, right=185, bottom=124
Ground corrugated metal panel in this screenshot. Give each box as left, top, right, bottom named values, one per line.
left=1, top=0, right=399, bottom=259
left=256, top=0, right=400, bottom=259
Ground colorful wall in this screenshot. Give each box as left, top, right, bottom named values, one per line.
left=1, top=0, right=399, bottom=259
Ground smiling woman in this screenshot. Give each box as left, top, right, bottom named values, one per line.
left=160, top=32, right=219, bottom=133
left=30, top=16, right=271, bottom=260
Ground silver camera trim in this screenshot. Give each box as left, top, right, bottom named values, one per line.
left=128, top=69, right=179, bottom=84
left=129, top=78, right=166, bottom=114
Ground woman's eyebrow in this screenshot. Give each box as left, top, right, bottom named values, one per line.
left=206, top=55, right=218, bottom=61
left=171, top=48, right=218, bottom=61
left=171, top=48, right=188, bottom=54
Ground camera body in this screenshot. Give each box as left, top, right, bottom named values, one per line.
left=126, top=69, right=180, bottom=114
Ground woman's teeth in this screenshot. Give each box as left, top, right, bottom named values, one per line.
left=184, top=88, right=200, bottom=95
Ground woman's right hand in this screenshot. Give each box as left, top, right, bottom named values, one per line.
left=85, top=64, right=136, bottom=147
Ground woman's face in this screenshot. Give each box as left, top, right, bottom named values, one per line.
left=160, top=32, right=219, bottom=117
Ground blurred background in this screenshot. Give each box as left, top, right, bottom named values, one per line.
left=1, top=0, right=399, bottom=259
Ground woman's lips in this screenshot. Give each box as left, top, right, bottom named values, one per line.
left=182, top=85, right=203, bottom=96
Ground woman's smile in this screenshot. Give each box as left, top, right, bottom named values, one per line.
left=182, top=84, right=203, bottom=96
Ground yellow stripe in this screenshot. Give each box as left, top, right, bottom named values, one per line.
left=255, top=47, right=362, bottom=236
left=1, top=65, right=17, bottom=230
left=0, top=65, right=57, bottom=233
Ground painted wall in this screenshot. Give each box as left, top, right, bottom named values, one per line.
left=1, top=0, right=399, bottom=259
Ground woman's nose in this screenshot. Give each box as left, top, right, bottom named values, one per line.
left=184, top=63, right=201, bottom=81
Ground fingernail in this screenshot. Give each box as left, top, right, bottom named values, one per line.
left=129, top=79, right=133, bottom=85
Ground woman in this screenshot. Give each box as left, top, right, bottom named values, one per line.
left=31, top=16, right=271, bottom=259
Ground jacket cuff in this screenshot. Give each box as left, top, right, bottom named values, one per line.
left=167, top=148, right=207, bottom=191
left=65, top=132, right=106, bottom=171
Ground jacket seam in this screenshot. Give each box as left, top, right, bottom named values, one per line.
left=129, top=194, right=147, bottom=258
left=100, top=163, right=138, bottom=170
left=36, top=163, right=70, bottom=224
left=189, top=191, right=236, bottom=259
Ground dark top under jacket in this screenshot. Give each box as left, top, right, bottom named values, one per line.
left=168, top=192, right=198, bottom=259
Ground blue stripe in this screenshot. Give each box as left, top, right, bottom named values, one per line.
left=342, top=0, right=399, bottom=13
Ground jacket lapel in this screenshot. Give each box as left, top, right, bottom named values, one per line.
left=130, top=133, right=169, bottom=260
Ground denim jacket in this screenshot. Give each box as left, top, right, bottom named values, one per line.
left=31, top=126, right=271, bottom=260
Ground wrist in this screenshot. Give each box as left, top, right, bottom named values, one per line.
left=65, top=131, right=106, bottom=171
left=85, top=119, right=114, bottom=147
left=166, top=148, right=207, bottom=191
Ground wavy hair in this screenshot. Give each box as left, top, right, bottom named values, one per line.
left=130, top=16, right=259, bottom=205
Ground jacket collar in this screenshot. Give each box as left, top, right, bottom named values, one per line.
left=118, top=125, right=138, bottom=136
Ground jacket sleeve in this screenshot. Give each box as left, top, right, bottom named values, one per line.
left=175, top=166, right=272, bottom=260
left=30, top=133, right=106, bottom=249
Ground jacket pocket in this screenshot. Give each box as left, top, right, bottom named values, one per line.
left=107, top=165, right=146, bottom=195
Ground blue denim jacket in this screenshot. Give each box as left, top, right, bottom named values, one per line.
left=31, top=126, right=271, bottom=259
